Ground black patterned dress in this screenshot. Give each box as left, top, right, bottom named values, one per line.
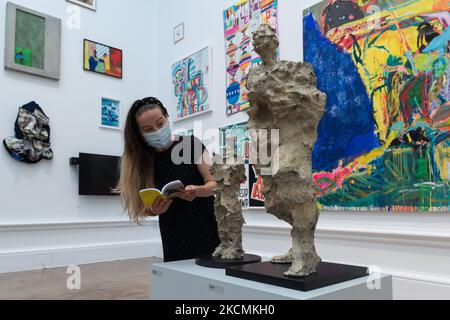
left=154, top=135, right=220, bottom=262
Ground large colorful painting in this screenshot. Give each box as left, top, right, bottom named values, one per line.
left=171, top=47, right=211, bottom=121
left=220, top=122, right=265, bottom=208
left=84, top=39, right=123, bottom=79
left=223, top=0, right=279, bottom=115
left=304, top=0, right=449, bottom=212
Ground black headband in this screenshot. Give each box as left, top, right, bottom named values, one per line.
left=135, top=97, right=165, bottom=109
left=133, top=97, right=169, bottom=118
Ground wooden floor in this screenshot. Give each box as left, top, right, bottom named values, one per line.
left=0, top=258, right=162, bottom=300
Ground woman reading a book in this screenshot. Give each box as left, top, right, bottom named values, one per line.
left=116, top=97, right=220, bottom=262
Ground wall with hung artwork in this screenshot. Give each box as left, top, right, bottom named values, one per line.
left=0, top=0, right=161, bottom=273
left=155, top=0, right=450, bottom=299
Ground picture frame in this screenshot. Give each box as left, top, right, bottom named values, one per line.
left=83, top=39, right=123, bottom=79
left=219, top=121, right=265, bottom=209
left=171, top=46, right=213, bottom=122
left=66, top=0, right=97, bottom=11
left=4, top=2, right=62, bottom=80
left=223, top=0, right=279, bottom=116
left=100, top=97, right=121, bottom=131
left=174, top=23, right=184, bottom=44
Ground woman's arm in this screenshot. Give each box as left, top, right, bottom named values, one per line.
left=175, top=151, right=217, bottom=201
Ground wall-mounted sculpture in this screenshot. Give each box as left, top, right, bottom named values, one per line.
left=3, top=101, right=54, bottom=164
left=211, top=136, right=247, bottom=260
left=246, top=25, right=327, bottom=277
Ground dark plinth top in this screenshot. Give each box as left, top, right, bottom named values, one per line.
left=195, top=254, right=262, bottom=269
left=226, top=261, right=369, bottom=292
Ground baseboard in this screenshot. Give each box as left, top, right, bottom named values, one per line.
left=0, top=240, right=163, bottom=274
left=3, top=219, right=450, bottom=300
left=0, top=219, right=163, bottom=274
left=243, top=223, right=450, bottom=300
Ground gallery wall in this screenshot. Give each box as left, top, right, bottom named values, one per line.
left=0, top=0, right=158, bottom=222
left=1, top=0, right=449, bottom=299
left=0, top=0, right=162, bottom=272
left=155, top=0, right=450, bottom=299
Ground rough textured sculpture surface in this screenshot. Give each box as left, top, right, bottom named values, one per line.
left=211, top=136, right=247, bottom=260
left=247, top=25, right=327, bottom=277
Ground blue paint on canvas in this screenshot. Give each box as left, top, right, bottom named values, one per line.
left=304, top=13, right=381, bottom=172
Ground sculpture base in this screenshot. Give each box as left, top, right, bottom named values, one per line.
left=195, top=254, right=262, bottom=269
left=226, top=261, right=368, bottom=292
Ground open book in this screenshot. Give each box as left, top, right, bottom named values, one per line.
left=139, top=180, right=185, bottom=207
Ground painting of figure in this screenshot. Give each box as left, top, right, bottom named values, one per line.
left=84, top=39, right=122, bottom=79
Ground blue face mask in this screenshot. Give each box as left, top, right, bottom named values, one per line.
left=143, top=123, right=173, bottom=149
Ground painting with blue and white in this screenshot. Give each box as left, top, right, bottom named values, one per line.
left=101, top=98, right=121, bottom=130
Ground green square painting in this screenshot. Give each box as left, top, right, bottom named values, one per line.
left=5, top=3, right=61, bottom=80
left=14, top=9, right=45, bottom=70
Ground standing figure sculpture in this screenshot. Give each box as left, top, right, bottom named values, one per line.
left=246, top=25, right=327, bottom=277
left=211, top=136, right=247, bottom=260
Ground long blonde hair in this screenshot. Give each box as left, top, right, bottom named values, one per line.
left=115, top=98, right=169, bottom=224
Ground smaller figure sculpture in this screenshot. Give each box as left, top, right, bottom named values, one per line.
left=211, top=136, right=247, bottom=260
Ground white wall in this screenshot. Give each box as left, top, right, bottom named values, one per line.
left=0, top=0, right=162, bottom=272
left=155, top=0, right=450, bottom=300
left=0, top=0, right=158, bottom=222
left=156, top=0, right=308, bottom=135
left=2, top=0, right=450, bottom=300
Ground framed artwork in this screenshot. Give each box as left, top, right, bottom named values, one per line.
left=66, top=0, right=97, bottom=11
left=171, top=46, right=212, bottom=122
left=219, top=122, right=265, bottom=209
left=174, top=128, right=194, bottom=137
left=100, top=97, right=121, bottom=130
left=249, top=164, right=265, bottom=207
left=223, top=0, right=279, bottom=115
left=304, top=0, right=449, bottom=212
left=219, top=122, right=249, bottom=162
left=4, top=2, right=61, bottom=80
left=84, top=39, right=123, bottom=79
left=174, top=23, right=184, bottom=44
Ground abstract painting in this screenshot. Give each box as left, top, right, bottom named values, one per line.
left=304, top=0, right=449, bottom=212
left=223, top=0, right=278, bottom=115
left=67, top=0, right=97, bottom=11
left=5, top=2, right=61, bottom=80
left=100, top=97, right=121, bottom=130
left=220, top=122, right=265, bottom=208
left=84, top=39, right=123, bottom=79
left=171, top=47, right=211, bottom=121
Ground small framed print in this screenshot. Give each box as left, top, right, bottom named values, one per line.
left=174, top=23, right=184, bottom=44
left=66, top=0, right=97, bottom=11
left=84, top=39, right=123, bottom=79
left=100, top=97, right=121, bottom=130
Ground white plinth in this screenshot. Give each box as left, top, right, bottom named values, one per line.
left=150, top=259, right=393, bottom=300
